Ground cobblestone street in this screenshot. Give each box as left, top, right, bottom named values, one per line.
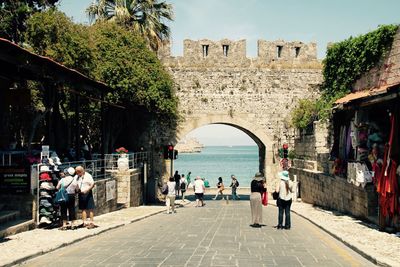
left=21, top=196, right=374, bottom=267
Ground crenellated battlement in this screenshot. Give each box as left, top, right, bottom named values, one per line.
left=159, top=39, right=319, bottom=66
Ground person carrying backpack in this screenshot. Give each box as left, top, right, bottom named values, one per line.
left=230, top=174, right=240, bottom=200
left=180, top=174, right=187, bottom=202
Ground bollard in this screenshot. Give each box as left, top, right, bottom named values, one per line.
left=226, top=195, right=229, bottom=204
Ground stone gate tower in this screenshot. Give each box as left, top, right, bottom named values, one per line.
left=159, top=38, right=323, bottom=182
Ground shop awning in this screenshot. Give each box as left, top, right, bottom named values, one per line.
left=334, top=83, right=400, bottom=109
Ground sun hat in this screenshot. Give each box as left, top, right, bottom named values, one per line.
left=40, top=182, right=55, bottom=190
left=39, top=165, right=50, bottom=173
left=253, top=172, right=264, bottom=181
left=39, top=190, right=52, bottom=198
left=66, top=167, right=75, bottom=176
left=40, top=199, right=52, bottom=208
left=39, top=216, right=51, bottom=224
left=39, top=172, right=51, bottom=181
left=39, top=208, right=53, bottom=217
left=195, top=176, right=202, bottom=180
left=279, top=171, right=289, bottom=181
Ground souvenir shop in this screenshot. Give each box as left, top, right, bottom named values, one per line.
left=332, top=87, right=400, bottom=231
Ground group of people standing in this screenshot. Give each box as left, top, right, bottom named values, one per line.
left=249, top=170, right=294, bottom=229
left=55, top=166, right=97, bottom=230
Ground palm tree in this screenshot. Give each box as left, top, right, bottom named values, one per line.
left=87, top=0, right=173, bottom=51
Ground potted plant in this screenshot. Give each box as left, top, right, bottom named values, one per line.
left=116, top=147, right=129, bottom=171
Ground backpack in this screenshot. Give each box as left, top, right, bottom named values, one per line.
left=235, top=180, right=239, bottom=187
left=161, top=184, right=168, bottom=195
left=180, top=182, right=186, bottom=190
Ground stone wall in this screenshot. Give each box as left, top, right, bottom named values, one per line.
left=160, top=39, right=323, bottom=178
left=110, top=169, right=143, bottom=208
left=0, top=194, right=35, bottom=219
left=354, top=28, right=400, bottom=91
left=291, top=168, right=378, bottom=222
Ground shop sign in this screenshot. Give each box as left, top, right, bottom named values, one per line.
left=0, top=166, right=30, bottom=194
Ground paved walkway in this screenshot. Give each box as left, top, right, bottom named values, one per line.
left=0, top=194, right=399, bottom=266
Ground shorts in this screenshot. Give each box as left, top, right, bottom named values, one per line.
left=195, top=193, right=204, bottom=200
left=78, top=191, right=95, bottom=210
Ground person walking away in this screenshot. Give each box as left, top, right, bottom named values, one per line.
left=75, top=166, right=97, bottom=229
left=186, top=171, right=191, bottom=185
left=180, top=174, right=187, bottom=202
left=230, top=175, right=240, bottom=200
left=193, top=176, right=205, bottom=207
left=275, top=171, right=293, bottom=230
left=174, top=170, right=181, bottom=198
left=212, top=177, right=225, bottom=200
left=166, top=176, right=176, bottom=214
left=250, top=172, right=266, bottom=227
left=56, top=167, right=78, bottom=230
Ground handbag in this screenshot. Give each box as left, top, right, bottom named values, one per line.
left=262, top=192, right=268, bottom=206
left=55, top=179, right=73, bottom=204
left=272, top=191, right=279, bottom=200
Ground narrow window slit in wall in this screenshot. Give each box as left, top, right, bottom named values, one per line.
left=223, top=45, right=229, bottom=57
left=277, top=45, right=283, bottom=58
left=202, top=45, right=209, bottom=57
left=295, top=47, right=300, bottom=58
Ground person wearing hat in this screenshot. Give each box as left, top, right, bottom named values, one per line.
left=250, top=172, right=266, bottom=228
left=274, top=171, right=294, bottom=230
left=56, top=167, right=79, bottom=230
left=193, top=176, right=206, bottom=207
left=230, top=175, right=240, bottom=200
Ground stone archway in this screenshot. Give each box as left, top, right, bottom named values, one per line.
left=177, top=114, right=276, bottom=183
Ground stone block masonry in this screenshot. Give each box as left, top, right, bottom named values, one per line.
left=160, top=39, right=323, bottom=178
left=291, top=168, right=378, bottom=223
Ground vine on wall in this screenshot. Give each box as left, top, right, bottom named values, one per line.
left=291, top=24, right=399, bottom=129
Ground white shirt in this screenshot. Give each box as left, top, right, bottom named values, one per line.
left=278, top=180, right=294, bottom=201
left=194, top=179, right=205, bottom=193
left=76, top=172, right=94, bottom=193
left=167, top=181, right=176, bottom=196
left=58, top=176, right=78, bottom=194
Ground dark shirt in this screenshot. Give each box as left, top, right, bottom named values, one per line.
left=251, top=180, right=266, bottom=194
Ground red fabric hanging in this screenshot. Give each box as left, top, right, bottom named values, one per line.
left=377, top=113, right=400, bottom=218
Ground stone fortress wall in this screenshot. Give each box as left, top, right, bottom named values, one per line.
left=159, top=39, right=324, bottom=178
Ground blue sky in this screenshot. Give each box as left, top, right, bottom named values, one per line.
left=58, top=0, right=400, bottom=145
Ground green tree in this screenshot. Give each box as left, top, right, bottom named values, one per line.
left=25, top=8, right=94, bottom=75
left=0, top=0, right=59, bottom=43
left=90, top=21, right=177, bottom=118
left=86, top=0, right=173, bottom=51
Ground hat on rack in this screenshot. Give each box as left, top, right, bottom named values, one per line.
left=39, top=216, right=51, bottom=224
left=39, top=172, right=51, bottom=181
left=39, top=208, right=52, bottom=217
left=39, top=199, right=52, bottom=208
left=279, top=171, right=289, bottom=181
left=40, top=182, right=55, bottom=191
left=39, top=165, right=50, bottom=173
left=39, top=190, right=52, bottom=198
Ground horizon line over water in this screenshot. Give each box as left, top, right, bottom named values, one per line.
left=174, top=145, right=259, bottom=188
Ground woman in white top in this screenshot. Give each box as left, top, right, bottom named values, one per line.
left=166, top=176, right=176, bottom=214
left=56, top=167, right=78, bottom=230
left=275, top=171, right=294, bottom=230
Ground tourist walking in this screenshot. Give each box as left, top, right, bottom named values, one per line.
left=166, top=176, right=176, bottom=214
left=180, top=174, right=187, bottom=202
left=250, top=172, right=266, bottom=227
left=230, top=175, right=240, bottom=200
left=174, top=170, right=181, bottom=197
left=56, top=167, right=78, bottom=230
left=212, top=177, right=225, bottom=200
left=275, top=171, right=294, bottom=230
left=193, top=176, right=205, bottom=207
left=186, top=171, right=191, bottom=185
left=75, top=166, right=97, bottom=229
